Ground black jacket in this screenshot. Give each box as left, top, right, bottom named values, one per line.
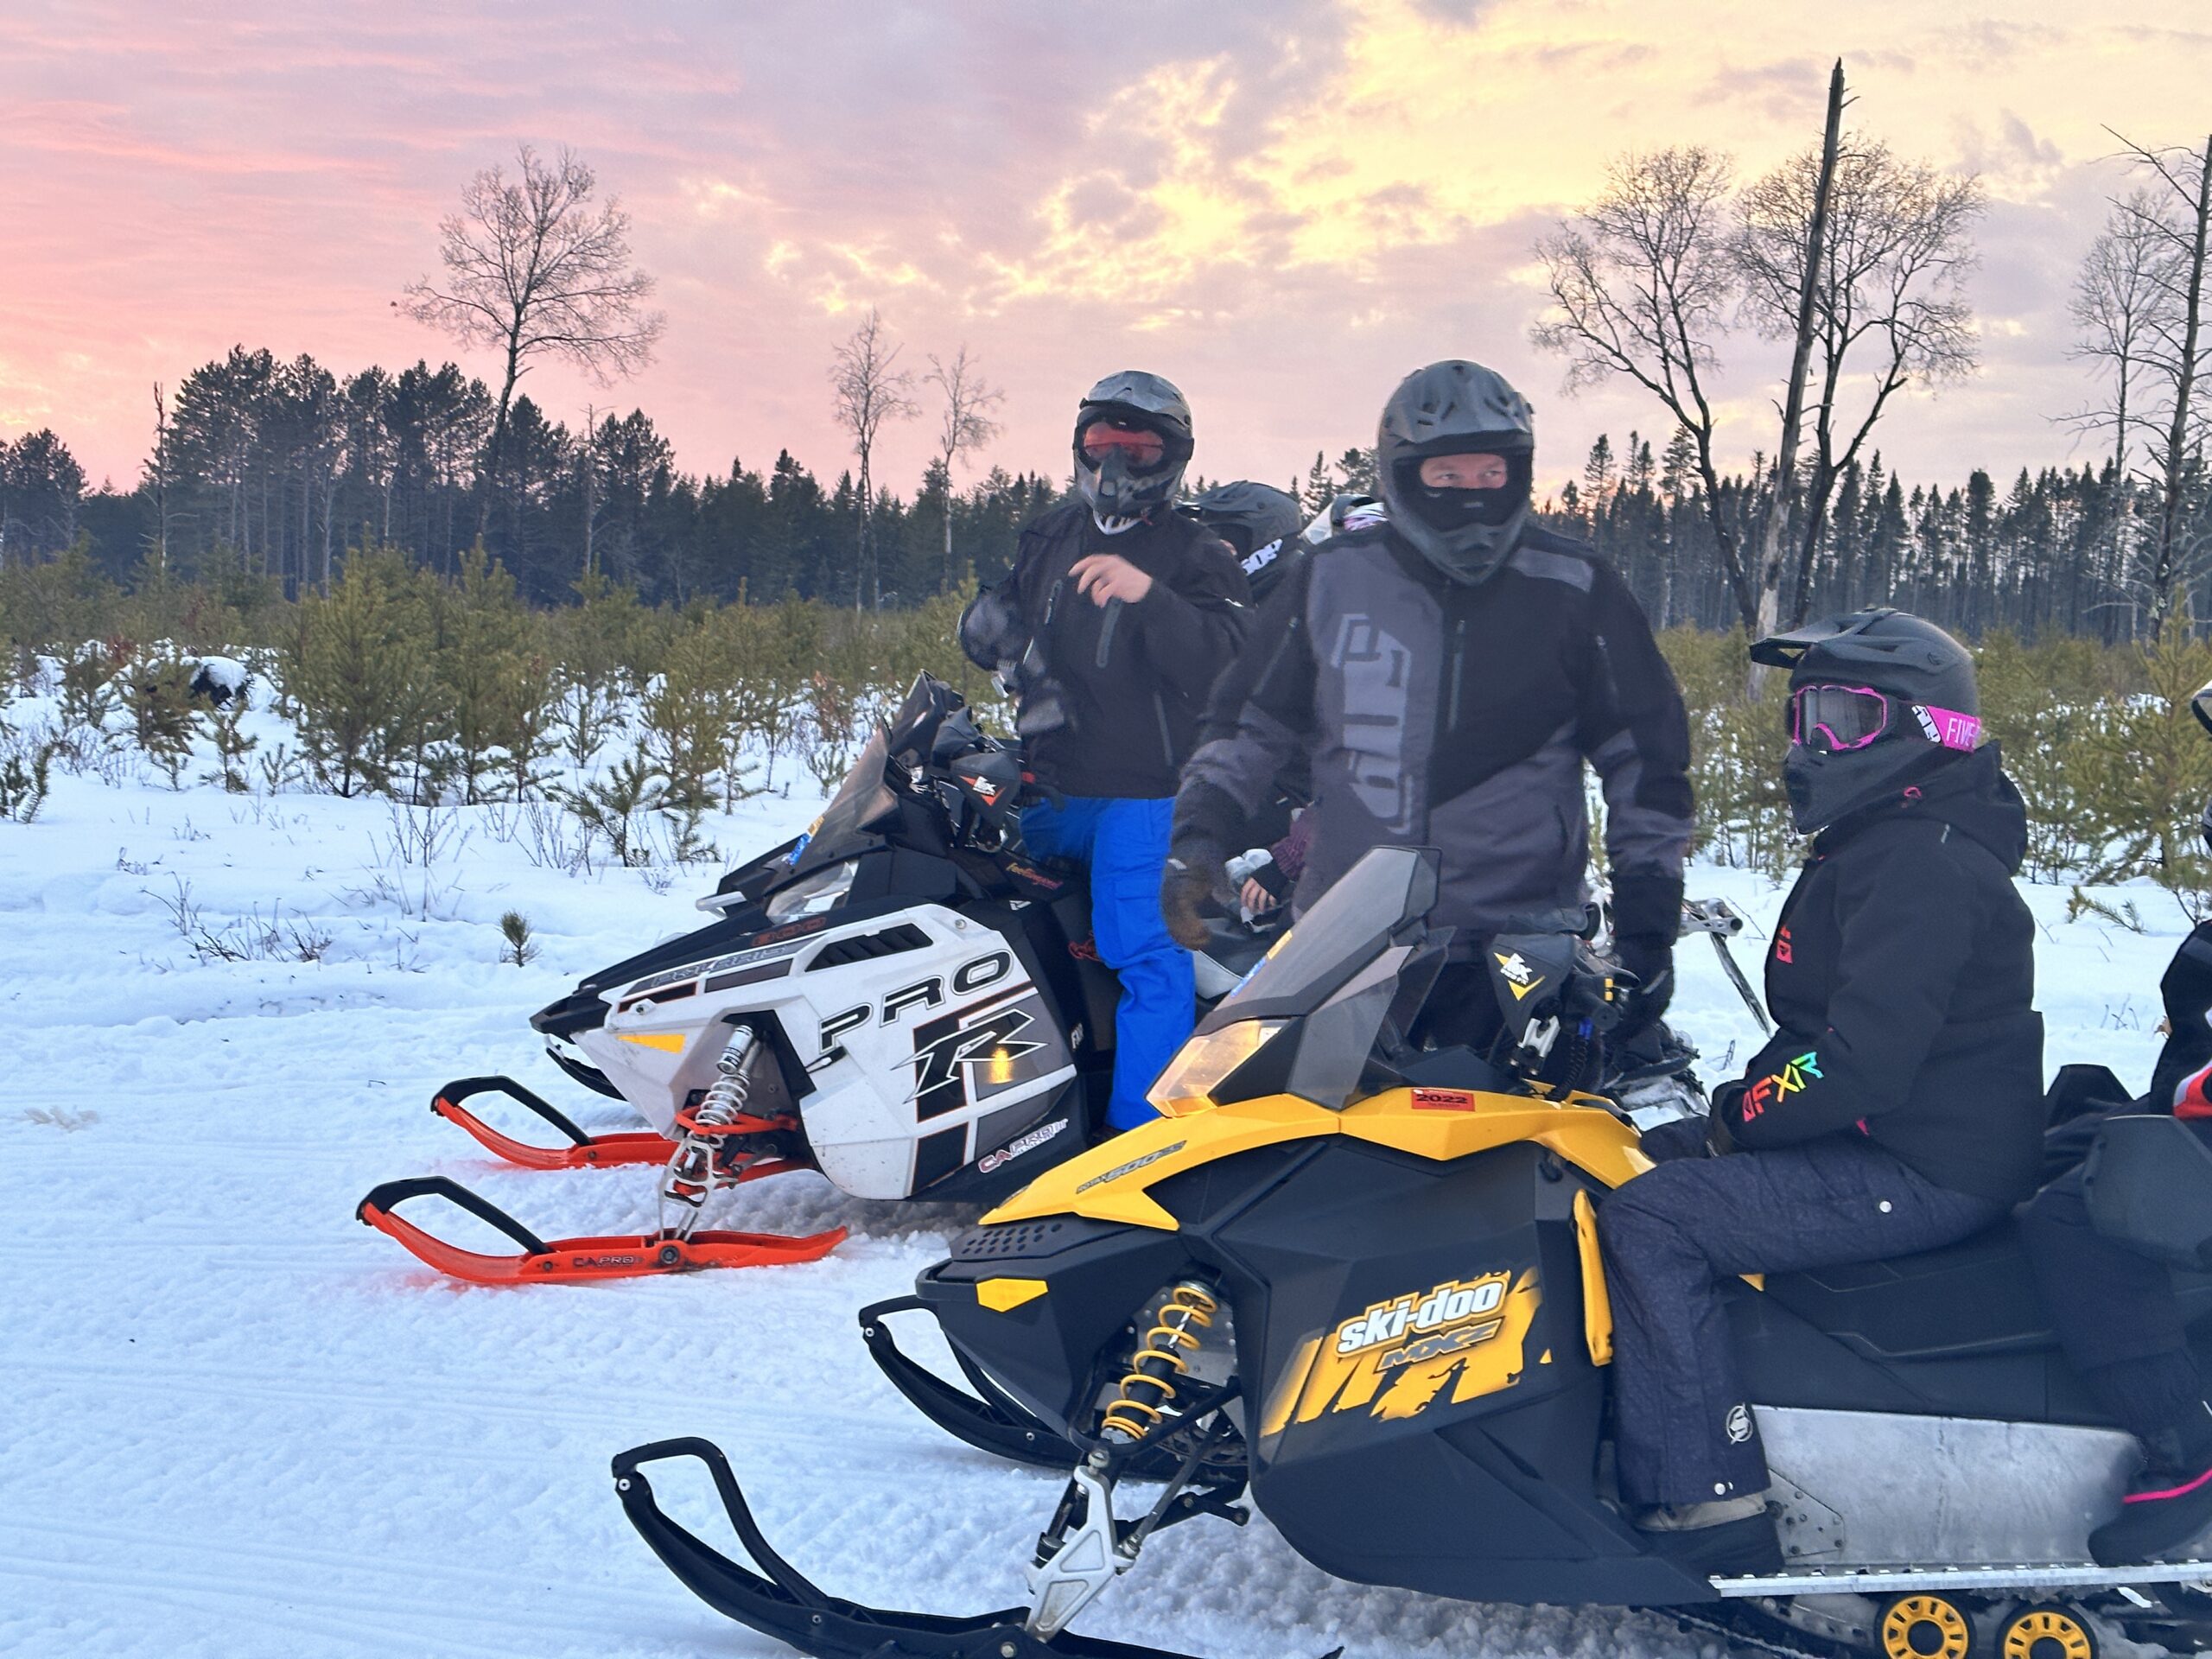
left=960, top=502, right=1249, bottom=799
left=1177, top=520, right=1693, bottom=960
left=1719, top=744, right=2045, bottom=1204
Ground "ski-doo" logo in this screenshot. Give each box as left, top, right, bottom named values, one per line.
left=1333, top=1273, right=1510, bottom=1356
left=1257, top=1268, right=1542, bottom=1437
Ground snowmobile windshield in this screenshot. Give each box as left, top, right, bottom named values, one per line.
left=1147, top=846, right=1445, bottom=1115
left=1206, top=846, right=1440, bottom=1025
left=792, top=727, right=898, bottom=874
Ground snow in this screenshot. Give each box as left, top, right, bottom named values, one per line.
left=192, top=656, right=251, bottom=695
left=0, top=739, right=2190, bottom=1658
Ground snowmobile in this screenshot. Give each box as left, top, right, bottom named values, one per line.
left=611, top=847, right=2212, bottom=1659
left=358, top=673, right=1276, bottom=1286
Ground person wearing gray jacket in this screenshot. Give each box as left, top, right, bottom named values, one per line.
left=1162, top=359, right=1694, bottom=1052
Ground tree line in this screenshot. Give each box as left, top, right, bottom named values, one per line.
left=1, top=95, right=2206, bottom=640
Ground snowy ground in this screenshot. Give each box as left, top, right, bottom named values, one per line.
left=0, top=730, right=2191, bottom=1658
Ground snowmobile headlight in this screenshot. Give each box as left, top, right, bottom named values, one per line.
left=764, top=858, right=859, bottom=924
left=1146, top=1019, right=1287, bottom=1116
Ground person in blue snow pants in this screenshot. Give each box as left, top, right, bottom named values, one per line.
left=957, top=372, right=1252, bottom=1128
left=1019, top=795, right=1193, bottom=1130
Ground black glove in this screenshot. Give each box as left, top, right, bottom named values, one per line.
left=1161, top=848, right=1223, bottom=951
left=1612, top=935, right=1675, bottom=1039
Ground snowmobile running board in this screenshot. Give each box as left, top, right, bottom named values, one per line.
left=430, top=1075, right=679, bottom=1170
left=1711, top=1560, right=2212, bottom=1597
left=859, top=1298, right=1225, bottom=1484
left=611, top=1437, right=1221, bottom=1659
left=355, top=1175, right=846, bottom=1284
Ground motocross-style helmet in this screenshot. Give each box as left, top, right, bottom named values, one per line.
left=1375, top=360, right=1535, bottom=586
left=1072, top=371, right=1193, bottom=522
left=1185, top=480, right=1303, bottom=601
left=1752, top=608, right=1981, bottom=836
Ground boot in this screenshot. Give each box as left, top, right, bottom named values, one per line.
left=1636, top=1493, right=1783, bottom=1577
left=2090, top=1403, right=2212, bottom=1567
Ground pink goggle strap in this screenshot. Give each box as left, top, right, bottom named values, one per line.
left=1911, top=705, right=1981, bottom=751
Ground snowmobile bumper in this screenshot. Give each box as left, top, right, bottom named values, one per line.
left=860, top=1298, right=1210, bottom=1483
left=431, top=1075, right=677, bottom=1170
left=354, top=1176, right=845, bottom=1284
left=610, top=1436, right=1210, bottom=1659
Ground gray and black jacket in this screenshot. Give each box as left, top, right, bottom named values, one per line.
left=1173, top=520, right=1693, bottom=961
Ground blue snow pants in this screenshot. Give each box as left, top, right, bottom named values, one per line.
left=1020, top=796, right=1193, bottom=1131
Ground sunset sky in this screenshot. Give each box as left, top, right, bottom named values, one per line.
left=2, top=0, right=2209, bottom=499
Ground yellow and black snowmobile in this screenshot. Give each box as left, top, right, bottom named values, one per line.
left=611, top=847, right=2212, bottom=1659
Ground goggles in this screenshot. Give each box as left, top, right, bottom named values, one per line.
left=1788, top=683, right=1981, bottom=755
left=1078, top=420, right=1170, bottom=473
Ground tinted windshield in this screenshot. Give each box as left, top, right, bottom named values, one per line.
left=1200, top=846, right=1438, bottom=1029
left=792, top=726, right=897, bottom=874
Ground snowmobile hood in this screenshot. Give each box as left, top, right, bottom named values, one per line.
left=1816, top=741, right=2028, bottom=874
left=982, top=1088, right=1647, bottom=1232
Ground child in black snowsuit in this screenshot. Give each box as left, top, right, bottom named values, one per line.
left=2019, top=796, right=2212, bottom=1565
left=1597, top=610, right=2046, bottom=1575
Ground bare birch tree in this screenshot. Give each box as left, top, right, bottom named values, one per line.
left=2068, top=188, right=2177, bottom=610
left=401, top=144, right=664, bottom=504
left=829, top=308, right=918, bottom=609
left=2107, top=131, right=2212, bottom=633
left=1532, top=146, right=1760, bottom=630
left=924, top=346, right=1003, bottom=591
left=1737, top=137, right=1982, bottom=627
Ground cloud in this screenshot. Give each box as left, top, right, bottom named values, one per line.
left=0, top=0, right=2209, bottom=502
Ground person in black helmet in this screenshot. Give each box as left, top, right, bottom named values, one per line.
left=2018, top=679, right=2212, bottom=1567
left=1183, top=480, right=1313, bottom=892
left=1166, top=359, right=1694, bottom=1052
left=959, top=371, right=1249, bottom=1130
left=1596, top=609, right=2044, bottom=1575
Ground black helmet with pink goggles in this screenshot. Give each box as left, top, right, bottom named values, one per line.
left=1752, top=608, right=1980, bottom=834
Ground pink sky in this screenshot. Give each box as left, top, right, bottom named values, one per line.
left=2, top=0, right=2209, bottom=499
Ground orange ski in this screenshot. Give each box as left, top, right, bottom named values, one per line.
left=355, top=1176, right=846, bottom=1284
left=430, top=1076, right=678, bottom=1170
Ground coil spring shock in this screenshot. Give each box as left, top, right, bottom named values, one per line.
left=658, top=1025, right=757, bottom=1236
left=1099, top=1281, right=1217, bottom=1442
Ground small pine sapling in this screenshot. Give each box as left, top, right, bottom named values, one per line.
left=499, top=910, right=538, bottom=967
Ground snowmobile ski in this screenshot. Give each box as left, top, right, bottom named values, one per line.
left=430, top=1075, right=678, bottom=1170
left=354, top=1176, right=845, bottom=1284
left=610, top=1437, right=1221, bottom=1659
left=1681, top=898, right=1772, bottom=1033
left=858, top=1298, right=1238, bottom=1484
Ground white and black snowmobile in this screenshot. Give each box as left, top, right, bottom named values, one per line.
left=358, top=674, right=1276, bottom=1285
left=612, top=848, right=2212, bottom=1659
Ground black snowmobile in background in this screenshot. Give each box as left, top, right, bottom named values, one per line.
left=359, top=675, right=1277, bottom=1284
left=612, top=848, right=2212, bottom=1659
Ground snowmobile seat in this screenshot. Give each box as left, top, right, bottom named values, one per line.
left=2083, top=1113, right=2212, bottom=1271
left=1738, top=1217, right=2212, bottom=1427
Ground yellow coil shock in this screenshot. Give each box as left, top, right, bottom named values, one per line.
left=1100, top=1282, right=1218, bottom=1441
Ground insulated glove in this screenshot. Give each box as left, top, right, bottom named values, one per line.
left=1612, top=937, right=1675, bottom=1039
left=1161, top=849, right=1222, bottom=952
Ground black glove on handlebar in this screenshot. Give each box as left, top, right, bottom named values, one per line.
left=1612, top=935, right=1675, bottom=1040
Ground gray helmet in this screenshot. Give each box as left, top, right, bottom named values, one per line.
left=1375, top=360, right=1535, bottom=585
left=1184, top=480, right=1302, bottom=600
left=1073, top=371, right=1193, bottom=518
left=1752, top=608, right=1980, bottom=835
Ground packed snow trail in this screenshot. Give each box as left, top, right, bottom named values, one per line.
left=0, top=766, right=2183, bottom=1658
